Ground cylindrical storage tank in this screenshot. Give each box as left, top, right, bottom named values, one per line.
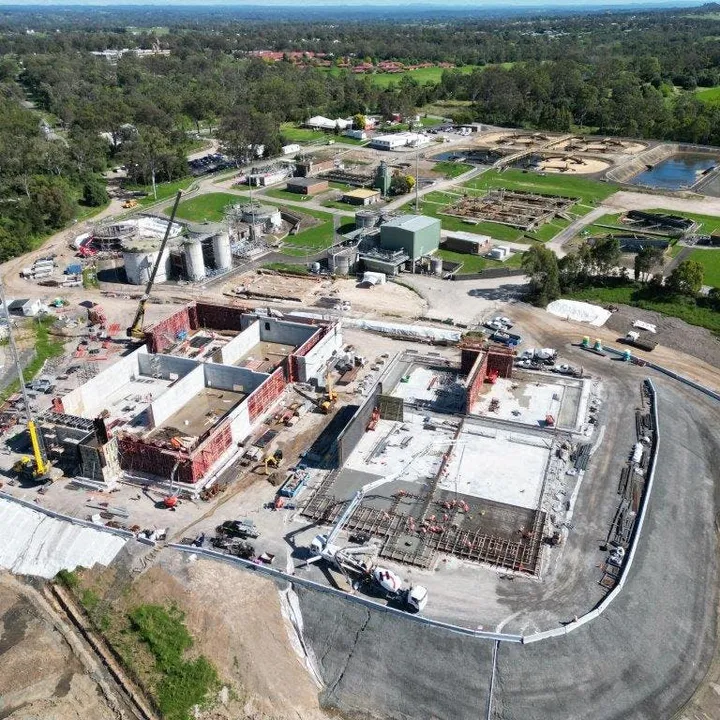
left=123, top=251, right=158, bottom=285
left=355, top=210, right=380, bottom=229
left=184, top=240, right=206, bottom=282
left=431, top=256, right=443, bottom=276
left=212, top=232, right=232, bottom=271
left=334, top=255, right=350, bottom=276
left=311, top=262, right=321, bottom=273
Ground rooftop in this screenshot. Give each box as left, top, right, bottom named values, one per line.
left=382, top=214, right=439, bottom=232
left=343, top=188, right=381, bottom=199
left=288, top=177, right=327, bottom=187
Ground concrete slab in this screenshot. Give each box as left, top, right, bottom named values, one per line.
left=441, top=427, right=550, bottom=509
left=390, top=365, right=465, bottom=413
left=236, top=340, right=296, bottom=373
left=104, top=376, right=174, bottom=431
left=147, top=387, right=246, bottom=439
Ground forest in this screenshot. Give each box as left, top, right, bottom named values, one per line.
left=4, top=4, right=720, bottom=258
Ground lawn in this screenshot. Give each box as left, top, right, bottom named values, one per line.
left=167, top=192, right=239, bottom=222
left=695, top=86, right=720, bottom=104
left=687, top=249, right=720, bottom=287
left=435, top=248, right=524, bottom=274
left=262, top=262, right=309, bottom=274
left=280, top=122, right=327, bottom=143
left=434, top=161, right=474, bottom=179
left=463, top=169, right=618, bottom=206
left=325, top=64, right=478, bottom=87
left=127, top=177, right=196, bottom=208
left=263, top=187, right=315, bottom=203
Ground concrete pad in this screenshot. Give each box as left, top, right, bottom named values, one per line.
left=441, top=427, right=550, bottom=509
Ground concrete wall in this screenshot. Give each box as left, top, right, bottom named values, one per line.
left=204, top=363, right=268, bottom=394
left=297, top=324, right=344, bottom=382
left=137, top=352, right=197, bottom=380
left=259, top=318, right=317, bottom=346
left=148, top=364, right=205, bottom=429
left=220, top=320, right=260, bottom=365
left=62, top=346, right=147, bottom=417
left=338, top=382, right=383, bottom=466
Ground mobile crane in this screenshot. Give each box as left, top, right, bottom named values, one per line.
left=0, top=280, right=52, bottom=482
left=126, top=191, right=182, bottom=340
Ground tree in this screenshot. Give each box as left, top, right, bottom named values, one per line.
left=120, top=126, right=173, bottom=198
left=82, top=176, right=109, bottom=207
left=353, top=113, right=367, bottom=130
left=521, top=244, right=560, bottom=306
left=28, top=175, right=76, bottom=231
left=218, top=110, right=282, bottom=167
left=634, top=246, right=666, bottom=282
left=667, top=260, right=704, bottom=296
left=588, top=236, right=621, bottom=277
left=389, top=172, right=414, bottom=195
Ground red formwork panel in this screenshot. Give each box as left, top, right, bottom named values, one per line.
left=247, top=367, right=286, bottom=422
left=195, top=302, right=248, bottom=332
left=464, top=350, right=488, bottom=414
left=488, top=348, right=514, bottom=379
left=187, top=423, right=233, bottom=482
left=145, top=306, right=192, bottom=353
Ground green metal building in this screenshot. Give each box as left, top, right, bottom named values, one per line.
left=379, top=215, right=441, bottom=261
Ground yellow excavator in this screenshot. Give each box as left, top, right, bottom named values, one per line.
left=0, top=280, right=52, bottom=482
left=127, top=191, right=183, bottom=340
left=293, top=372, right=338, bottom=414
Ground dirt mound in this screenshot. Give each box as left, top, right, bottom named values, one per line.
left=604, top=304, right=720, bottom=368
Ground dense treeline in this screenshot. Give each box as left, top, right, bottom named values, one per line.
left=5, top=5, right=720, bottom=261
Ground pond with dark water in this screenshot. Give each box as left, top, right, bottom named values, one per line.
left=630, top=153, right=718, bottom=190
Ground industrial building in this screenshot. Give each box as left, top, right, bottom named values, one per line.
left=379, top=215, right=441, bottom=261
left=286, top=177, right=329, bottom=195
left=342, top=188, right=381, bottom=206
left=369, top=133, right=430, bottom=151
left=42, top=302, right=343, bottom=486
left=304, top=116, right=352, bottom=131
left=295, top=156, right=340, bottom=177
left=442, top=232, right=492, bottom=255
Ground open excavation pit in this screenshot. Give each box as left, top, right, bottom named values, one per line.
left=553, top=136, right=647, bottom=155
left=442, top=189, right=576, bottom=231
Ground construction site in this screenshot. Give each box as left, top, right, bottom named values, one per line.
left=40, top=302, right=342, bottom=486
left=299, top=340, right=597, bottom=578
left=442, top=189, right=576, bottom=230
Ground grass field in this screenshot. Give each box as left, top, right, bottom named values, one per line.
left=435, top=248, right=523, bottom=273
left=434, top=161, right=474, bottom=179
left=325, top=64, right=477, bottom=87
left=168, top=192, right=239, bottom=222
left=262, top=262, right=309, bottom=274
left=127, top=177, right=196, bottom=208
left=695, top=86, right=720, bottom=103
left=463, top=169, right=618, bottom=205
left=687, top=249, right=720, bottom=287
left=280, top=122, right=326, bottom=143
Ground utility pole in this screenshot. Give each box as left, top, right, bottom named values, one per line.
left=414, top=146, right=420, bottom=213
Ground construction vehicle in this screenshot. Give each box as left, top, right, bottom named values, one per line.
left=264, top=448, right=284, bottom=474
left=126, top=191, right=182, bottom=339
left=0, top=281, right=53, bottom=483
left=122, top=199, right=138, bottom=209
left=293, top=372, right=338, bottom=414
left=304, top=444, right=460, bottom=613
left=216, top=519, right=260, bottom=540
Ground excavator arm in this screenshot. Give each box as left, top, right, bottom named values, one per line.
left=127, top=190, right=183, bottom=339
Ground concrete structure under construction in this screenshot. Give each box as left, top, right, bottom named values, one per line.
left=301, top=341, right=594, bottom=577
left=44, top=302, right=342, bottom=486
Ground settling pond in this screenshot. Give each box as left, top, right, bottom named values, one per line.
left=630, top=153, right=718, bottom=190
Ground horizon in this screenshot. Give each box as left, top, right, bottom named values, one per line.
left=0, top=0, right=709, bottom=6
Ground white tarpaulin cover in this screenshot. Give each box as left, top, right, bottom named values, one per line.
left=546, top=299, right=612, bottom=327
left=0, top=496, right=127, bottom=578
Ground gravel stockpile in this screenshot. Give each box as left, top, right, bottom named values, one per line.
left=605, top=304, right=720, bottom=368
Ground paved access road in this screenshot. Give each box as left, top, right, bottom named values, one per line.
left=296, top=379, right=720, bottom=720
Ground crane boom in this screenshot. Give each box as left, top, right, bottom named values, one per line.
left=127, top=190, right=183, bottom=339
left=0, top=278, right=49, bottom=477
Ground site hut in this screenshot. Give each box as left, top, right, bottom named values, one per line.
left=379, top=214, right=441, bottom=271
left=441, top=231, right=492, bottom=255
left=344, top=129, right=367, bottom=140
left=45, top=302, right=342, bottom=489
left=342, top=188, right=381, bottom=206
left=286, top=177, right=329, bottom=196
left=6, top=298, right=43, bottom=317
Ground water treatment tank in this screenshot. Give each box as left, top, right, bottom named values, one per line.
left=123, top=250, right=170, bottom=285
left=356, top=209, right=380, bottom=229
left=431, top=256, right=443, bottom=276
left=184, top=239, right=206, bottom=282
left=212, top=232, right=232, bottom=271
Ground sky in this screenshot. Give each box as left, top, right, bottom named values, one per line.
left=4, top=0, right=708, bottom=5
